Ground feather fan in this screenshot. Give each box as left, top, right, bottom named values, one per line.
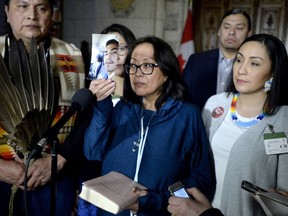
left=0, top=38, right=54, bottom=155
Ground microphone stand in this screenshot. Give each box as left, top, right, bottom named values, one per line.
left=24, top=138, right=60, bottom=216
left=50, top=138, right=60, bottom=216
left=24, top=88, right=93, bottom=216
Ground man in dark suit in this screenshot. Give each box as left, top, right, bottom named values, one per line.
left=182, top=8, right=252, bottom=110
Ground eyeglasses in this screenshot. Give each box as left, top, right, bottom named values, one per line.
left=118, top=46, right=128, bottom=56
left=125, top=63, right=159, bottom=75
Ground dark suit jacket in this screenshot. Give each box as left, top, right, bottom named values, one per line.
left=182, top=49, right=219, bottom=110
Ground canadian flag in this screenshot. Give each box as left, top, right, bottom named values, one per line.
left=178, top=3, right=194, bottom=73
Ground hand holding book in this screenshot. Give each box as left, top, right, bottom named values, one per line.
left=128, top=187, right=149, bottom=215
left=79, top=171, right=147, bottom=214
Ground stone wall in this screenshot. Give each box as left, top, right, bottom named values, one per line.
left=62, top=0, right=189, bottom=54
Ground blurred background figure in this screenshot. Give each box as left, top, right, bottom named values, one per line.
left=182, top=8, right=252, bottom=110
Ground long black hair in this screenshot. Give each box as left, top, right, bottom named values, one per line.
left=227, top=33, right=288, bottom=115
left=100, top=23, right=136, bottom=49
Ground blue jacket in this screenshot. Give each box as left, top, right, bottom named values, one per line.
left=84, top=97, right=215, bottom=216
left=182, top=49, right=219, bottom=110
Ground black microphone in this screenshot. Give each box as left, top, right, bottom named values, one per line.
left=29, top=88, right=93, bottom=158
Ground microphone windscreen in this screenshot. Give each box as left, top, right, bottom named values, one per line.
left=71, top=88, right=94, bottom=111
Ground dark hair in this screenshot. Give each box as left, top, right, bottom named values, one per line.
left=123, top=36, right=188, bottom=110
left=220, top=8, right=252, bottom=32
left=226, top=33, right=288, bottom=115
left=100, top=24, right=136, bottom=48
left=106, top=39, right=118, bottom=47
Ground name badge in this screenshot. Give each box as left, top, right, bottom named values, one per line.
left=264, top=132, right=288, bottom=155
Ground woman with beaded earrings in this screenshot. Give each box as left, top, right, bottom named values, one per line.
left=202, top=33, right=288, bottom=216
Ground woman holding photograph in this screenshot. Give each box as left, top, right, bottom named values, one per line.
left=101, top=24, right=136, bottom=104
left=84, top=36, right=215, bottom=215
left=77, top=24, right=137, bottom=216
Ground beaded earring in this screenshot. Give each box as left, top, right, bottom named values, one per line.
left=264, top=77, right=273, bottom=93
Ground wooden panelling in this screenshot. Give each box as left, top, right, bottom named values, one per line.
left=195, top=0, right=288, bottom=51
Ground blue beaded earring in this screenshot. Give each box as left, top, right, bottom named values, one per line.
left=264, top=77, right=273, bottom=93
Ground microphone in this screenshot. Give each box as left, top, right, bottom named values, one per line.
left=29, top=88, right=94, bottom=158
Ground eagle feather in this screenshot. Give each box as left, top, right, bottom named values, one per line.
left=0, top=38, right=55, bottom=154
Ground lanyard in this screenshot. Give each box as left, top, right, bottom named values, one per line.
left=131, top=111, right=155, bottom=216
left=134, top=116, right=149, bottom=182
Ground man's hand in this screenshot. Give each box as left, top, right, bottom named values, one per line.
left=0, top=159, right=25, bottom=185
left=168, top=187, right=213, bottom=216
left=17, top=154, right=66, bottom=190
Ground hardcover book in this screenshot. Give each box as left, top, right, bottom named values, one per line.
left=79, top=171, right=147, bottom=214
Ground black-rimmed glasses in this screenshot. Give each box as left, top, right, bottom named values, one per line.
left=125, top=63, right=159, bottom=75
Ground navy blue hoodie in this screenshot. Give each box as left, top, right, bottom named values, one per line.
left=84, top=97, right=215, bottom=216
